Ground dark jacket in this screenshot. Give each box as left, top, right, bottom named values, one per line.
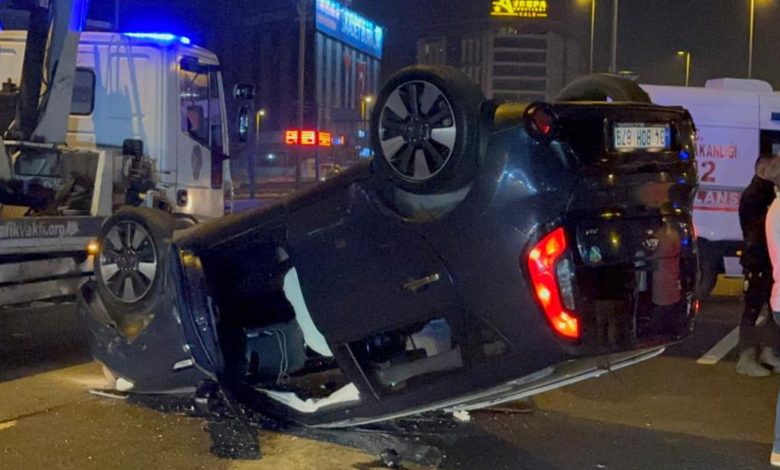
left=739, top=175, right=776, bottom=271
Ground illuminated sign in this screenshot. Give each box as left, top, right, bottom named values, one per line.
left=285, top=129, right=336, bottom=147
left=315, top=0, right=384, bottom=59
left=285, top=130, right=299, bottom=145
left=491, top=0, right=549, bottom=18
left=301, top=130, right=317, bottom=146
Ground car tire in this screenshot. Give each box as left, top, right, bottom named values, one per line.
left=694, top=241, right=719, bottom=299
left=94, top=207, right=175, bottom=316
left=556, top=74, right=652, bottom=103
left=371, top=65, right=487, bottom=194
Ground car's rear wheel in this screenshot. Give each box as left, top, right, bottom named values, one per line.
left=371, top=65, right=486, bottom=194
left=556, top=73, right=652, bottom=103
left=95, top=207, right=174, bottom=315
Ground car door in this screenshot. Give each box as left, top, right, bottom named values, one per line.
left=286, top=182, right=462, bottom=346
left=78, top=254, right=221, bottom=393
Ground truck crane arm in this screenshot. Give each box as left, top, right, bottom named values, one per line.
left=4, top=0, right=90, bottom=144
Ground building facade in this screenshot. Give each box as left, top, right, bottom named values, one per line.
left=416, top=3, right=581, bottom=102
left=242, top=0, right=382, bottom=190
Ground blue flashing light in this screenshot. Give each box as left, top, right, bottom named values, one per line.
left=124, top=32, right=192, bottom=45
left=679, top=150, right=690, bottom=161
left=70, top=0, right=89, bottom=32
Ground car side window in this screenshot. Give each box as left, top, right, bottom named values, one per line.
left=70, top=68, right=95, bottom=115
left=208, top=71, right=223, bottom=154
left=180, top=67, right=211, bottom=145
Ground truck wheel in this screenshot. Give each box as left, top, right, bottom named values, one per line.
left=371, top=65, right=487, bottom=194
left=95, top=207, right=175, bottom=314
left=556, top=74, right=651, bottom=103
left=695, top=243, right=719, bottom=299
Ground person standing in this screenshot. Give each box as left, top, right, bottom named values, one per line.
left=737, top=158, right=780, bottom=376
left=755, top=154, right=780, bottom=467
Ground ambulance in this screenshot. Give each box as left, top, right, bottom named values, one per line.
left=643, top=79, right=780, bottom=295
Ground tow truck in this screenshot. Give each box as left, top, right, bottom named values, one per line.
left=0, top=0, right=247, bottom=306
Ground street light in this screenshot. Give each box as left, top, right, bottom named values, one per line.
left=749, top=0, right=774, bottom=78
left=576, top=0, right=598, bottom=74
left=250, top=108, right=266, bottom=199
left=677, top=51, right=691, bottom=87
left=361, top=95, right=374, bottom=122
left=610, top=0, right=618, bottom=74
left=296, top=0, right=306, bottom=189
left=749, top=0, right=756, bottom=78
left=576, top=0, right=597, bottom=74
left=576, top=0, right=617, bottom=74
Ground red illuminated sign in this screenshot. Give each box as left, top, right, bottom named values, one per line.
left=285, top=130, right=299, bottom=145
left=284, top=129, right=337, bottom=147
left=301, top=130, right=317, bottom=146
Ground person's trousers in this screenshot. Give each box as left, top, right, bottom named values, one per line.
left=773, top=311, right=780, bottom=452
left=740, top=270, right=780, bottom=351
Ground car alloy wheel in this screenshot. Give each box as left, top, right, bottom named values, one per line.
left=99, top=220, right=158, bottom=303
left=379, top=80, right=457, bottom=182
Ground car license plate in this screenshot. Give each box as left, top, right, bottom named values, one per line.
left=613, top=124, right=670, bottom=150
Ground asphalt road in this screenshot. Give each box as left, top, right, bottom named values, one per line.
left=0, top=296, right=777, bottom=469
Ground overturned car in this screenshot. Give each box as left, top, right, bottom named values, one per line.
left=79, top=66, right=698, bottom=441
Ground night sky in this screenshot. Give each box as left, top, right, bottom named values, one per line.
left=352, top=0, right=780, bottom=88
left=89, top=0, right=780, bottom=88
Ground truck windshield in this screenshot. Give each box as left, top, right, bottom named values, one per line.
left=179, top=65, right=224, bottom=154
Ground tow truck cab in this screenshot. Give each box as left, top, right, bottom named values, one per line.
left=0, top=31, right=233, bottom=305
left=0, top=30, right=233, bottom=219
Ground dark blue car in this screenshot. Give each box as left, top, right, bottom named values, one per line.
left=79, top=66, right=699, bottom=433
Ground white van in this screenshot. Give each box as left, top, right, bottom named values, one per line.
left=642, top=79, right=780, bottom=294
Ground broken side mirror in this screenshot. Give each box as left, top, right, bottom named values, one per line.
left=237, top=106, right=250, bottom=143
left=233, top=83, right=255, bottom=101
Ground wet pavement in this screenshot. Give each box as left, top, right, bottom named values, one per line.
left=0, top=296, right=777, bottom=469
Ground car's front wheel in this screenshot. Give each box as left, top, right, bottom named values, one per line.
left=94, top=207, right=174, bottom=316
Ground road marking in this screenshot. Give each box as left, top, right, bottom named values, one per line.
left=697, top=314, right=768, bottom=365
left=0, top=420, right=17, bottom=431
left=697, top=327, right=740, bottom=365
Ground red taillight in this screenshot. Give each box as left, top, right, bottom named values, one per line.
left=523, top=102, right=558, bottom=141
left=533, top=109, right=553, bottom=135
left=527, top=228, right=580, bottom=339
